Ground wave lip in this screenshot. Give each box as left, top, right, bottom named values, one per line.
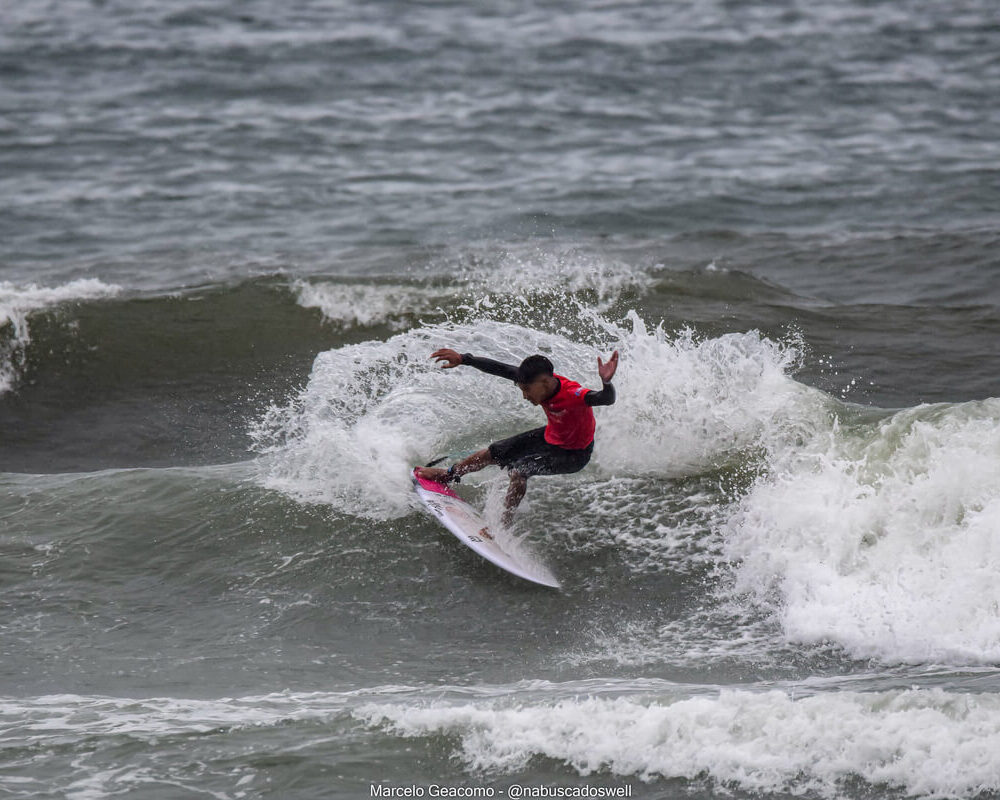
left=0, top=278, right=121, bottom=395
left=293, top=279, right=446, bottom=330
left=291, top=246, right=653, bottom=330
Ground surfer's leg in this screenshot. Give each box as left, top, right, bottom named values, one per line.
left=451, top=448, right=493, bottom=478
left=415, top=448, right=494, bottom=483
left=502, top=470, right=528, bottom=526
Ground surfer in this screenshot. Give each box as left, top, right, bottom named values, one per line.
left=415, top=348, right=619, bottom=524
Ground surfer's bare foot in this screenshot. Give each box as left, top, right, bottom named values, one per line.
left=415, top=466, right=449, bottom=482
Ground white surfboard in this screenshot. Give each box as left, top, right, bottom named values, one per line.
left=412, top=468, right=561, bottom=589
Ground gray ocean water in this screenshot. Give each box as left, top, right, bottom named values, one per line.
left=3, top=1, right=1000, bottom=797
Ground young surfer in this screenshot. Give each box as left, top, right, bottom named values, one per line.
left=415, top=348, right=619, bottom=524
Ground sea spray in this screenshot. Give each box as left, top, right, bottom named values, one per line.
left=249, top=319, right=601, bottom=518
left=589, top=311, right=811, bottom=476
left=249, top=310, right=808, bottom=521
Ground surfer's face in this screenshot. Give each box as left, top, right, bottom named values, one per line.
left=518, top=376, right=554, bottom=405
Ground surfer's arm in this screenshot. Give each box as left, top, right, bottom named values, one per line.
left=430, top=349, right=520, bottom=381
left=459, top=354, right=520, bottom=382
left=586, top=349, right=618, bottom=405
left=585, top=382, right=616, bottom=406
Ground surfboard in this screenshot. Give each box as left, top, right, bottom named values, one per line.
left=411, top=468, right=561, bottom=589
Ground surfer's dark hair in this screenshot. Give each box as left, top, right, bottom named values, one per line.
left=517, top=355, right=554, bottom=384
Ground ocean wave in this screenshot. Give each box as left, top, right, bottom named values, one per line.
left=725, top=397, right=1000, bottom=665
left=11, top=678, right=1000, bottom=799
left=256, top=277, right=1000, bottom=668
left=359, top=686, right=1000, bottom=798
left=0, top=279, right=120, bottom=395
left=560, top=392, right=1000, bottom=668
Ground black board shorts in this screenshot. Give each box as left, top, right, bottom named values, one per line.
left=488, top=426, right=593, bottom=478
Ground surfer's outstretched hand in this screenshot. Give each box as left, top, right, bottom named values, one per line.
left=597, top=350, right=619, bottom=383
left=431, top=348, right=463, bottom=368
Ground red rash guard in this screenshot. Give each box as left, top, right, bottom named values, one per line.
left=541, top=375, right=596, bottom=449
left=458, top=354, right=615, bottom=451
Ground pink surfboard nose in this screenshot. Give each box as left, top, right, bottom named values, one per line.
left=412, top=467, right=460, bottom=498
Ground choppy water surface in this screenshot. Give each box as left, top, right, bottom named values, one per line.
left=2, top=1, right=1000, bottom=798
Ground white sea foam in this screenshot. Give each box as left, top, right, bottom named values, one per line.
left=359, top=686, right=1000, bottom=797
left=589, top=312, right=812, bottom=476
left=0, top=279, right=121, bottom=395
left=569, top=393, right=1000, bottom=668
left=725, top=398, right=1000, bottom=665
left=14, top=681, right=1000, bottom=800
left=13, top=679, right=1000, bottom=799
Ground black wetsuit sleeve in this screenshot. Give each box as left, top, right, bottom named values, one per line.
left=585, top=383, right=616, bottom=406
left=460, top=354, right=520, bottom=382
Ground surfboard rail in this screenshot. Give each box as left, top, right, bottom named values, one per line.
left=412, top=468, right=561, bottom=589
